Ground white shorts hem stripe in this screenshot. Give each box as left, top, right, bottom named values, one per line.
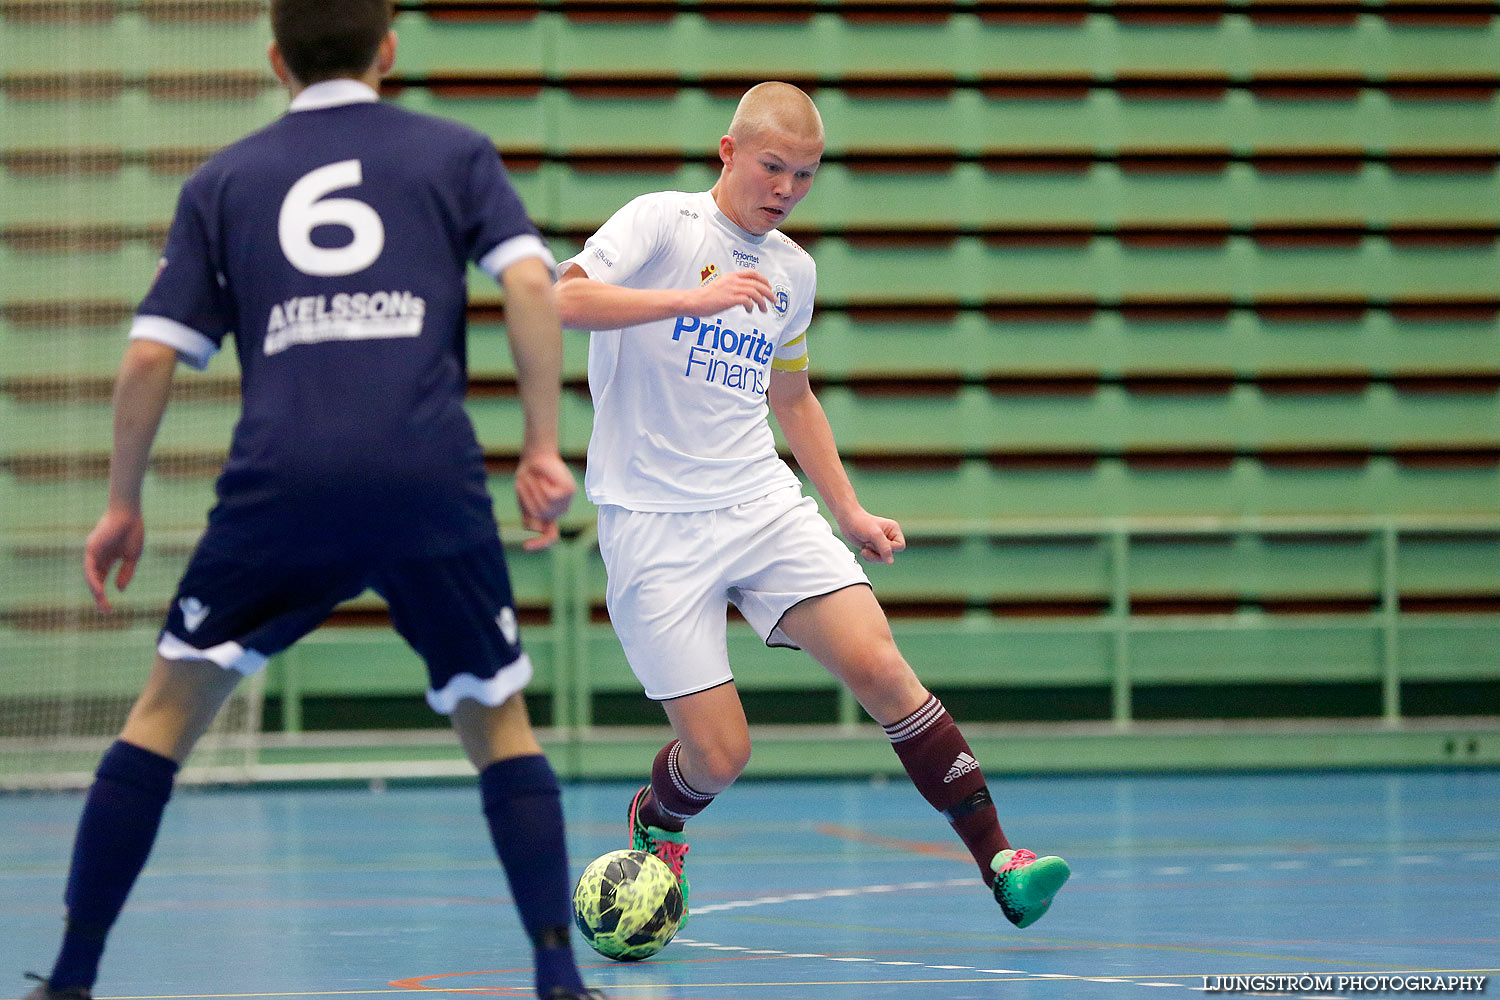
left=158, top=632, right=267, bottom=675
left=426, top=653, right=534, bottom=715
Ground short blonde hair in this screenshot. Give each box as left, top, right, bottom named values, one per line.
left=727, top=82, right=824, bottom=145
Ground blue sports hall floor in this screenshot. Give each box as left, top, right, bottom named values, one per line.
left=4, top=770, right=1497, bottom=999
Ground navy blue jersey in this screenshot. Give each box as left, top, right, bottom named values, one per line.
left=134, top=82, right=550, bottom=564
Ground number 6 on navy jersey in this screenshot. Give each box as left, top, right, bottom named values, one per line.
left=278, top=159, right=384, bottom=276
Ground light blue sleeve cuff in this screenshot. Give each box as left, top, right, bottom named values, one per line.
left=479, top=233, right=558, bottom=282
left=129, top=315, right=219, bottom=371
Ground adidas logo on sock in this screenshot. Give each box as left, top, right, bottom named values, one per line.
left=943, top=752, right=979, bottom=783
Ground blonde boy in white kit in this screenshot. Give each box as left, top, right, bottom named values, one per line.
left=555, top=82, right=1069, bottom=932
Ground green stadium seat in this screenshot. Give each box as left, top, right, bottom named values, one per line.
left=794, top=162, right=992, bottom=229
left=467, top=320, right=592, bottom=381
left=0, top=10, right=268, bottom=75
left=0, top=470, right=216, bottom=535
left=1399, top=620, right=1500, bottom=684
left=977, top=17, right=1099, bottom=76
left=1241, top=20, right=1367, bottom=77
left=271, top=622, right=563, bottom=721
left=0, top=538, right=193, bottom=613
left=0, top=242, right=163, bottom=302
left=1397, top=531, right=1500, bottom=596
left=0, top=89, right=284, bottom=151
left=1386, top=240, right=1500, bottom=298
left=1243, top=164, right=1381, bottom=227
left=1114, top=20, right=1239, bottom=75
left=466, top=387, right=595, bottom=456
left=550, top=15, right=703, bottom=77
left=384, top=88, right=546, bottom=151
left=1130, top=625, right=1385, bottom=686
left=813, top=88, right=995, bottom=155
left=1382, top=93, right=1500, bottom=155
left=391, top=10, right=547, bottom=76
left=802, top=310, right=994, bottom=380
left=1110, top=91, right=1247, bottom=154
left=1381, top=18, right=1500, bottom=77
left=841, top=459, right=993, bottom=522
left=0, top=164, right=185, bottom=228
left=823, top=15, right=988, bottom=76
left=0, top=321, right=130, bottom=378
left=548, top=162, right=718, bottom=230
left=1380, top=166, right=1500, bottom=225
left=812, top=235, right=1016, bottom=302
left=0, top=626, right=163, bottom=699
left=870, top=534, right=1113, bottom=605
left=1127, top=531, right=1384, bottom=602
left=0, top=390, right=239, bottom=456
left=549, top=88, right=738, bottom=155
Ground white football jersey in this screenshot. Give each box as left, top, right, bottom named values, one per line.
left=561, top=189, right=817, bottom=511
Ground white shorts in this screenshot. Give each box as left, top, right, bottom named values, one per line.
left=597, top=485, right=871, bottom=700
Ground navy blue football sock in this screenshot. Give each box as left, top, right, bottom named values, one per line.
left=49, top=740, right=178, bottom=991
left=479, top=755, right=585, bottom=998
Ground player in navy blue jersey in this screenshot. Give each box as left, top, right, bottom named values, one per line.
left=23, top=3, right=603, bottom=999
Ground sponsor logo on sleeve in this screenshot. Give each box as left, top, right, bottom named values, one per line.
left=178, top=596, right=209, bottom=633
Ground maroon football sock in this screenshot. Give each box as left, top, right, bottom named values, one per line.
left=884, top=695, right=1010, bottom=882
left=639, top=739, right=715, bottom=832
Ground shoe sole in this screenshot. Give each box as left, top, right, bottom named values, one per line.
left=997, top=856, right=1071, bottom=929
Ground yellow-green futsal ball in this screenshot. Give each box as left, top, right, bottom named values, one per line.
left=573, top=849, right=684, bottom=961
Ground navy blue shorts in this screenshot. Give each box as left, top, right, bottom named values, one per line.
left=156, top=536, right=530, bottom=714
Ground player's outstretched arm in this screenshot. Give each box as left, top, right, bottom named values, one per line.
left=500, top=256, right=576, bottom=551
left=84, top=338, right=179, bottom=611
left=555, top=264, right=776, bottom=330
left=766, top=369, right=906, bottom=564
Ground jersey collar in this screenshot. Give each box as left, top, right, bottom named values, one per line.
left=705, top=191, right=769, bottom=245
left=289, top=79, right=379, bottom=113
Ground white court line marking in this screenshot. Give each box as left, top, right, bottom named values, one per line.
left=1398, top=855, right=1437, bottom=864
left=1211, top=863, right=1248, bottom=872
left=1334, top=857, right=1370, bottom=866
left=1155, top=866, right=1190, bottom=875
left=928, top=965, right=973, bottom=970
left=692, top=877, right=972, bottom=914
left=979, top=969, right=1028, bottom=974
